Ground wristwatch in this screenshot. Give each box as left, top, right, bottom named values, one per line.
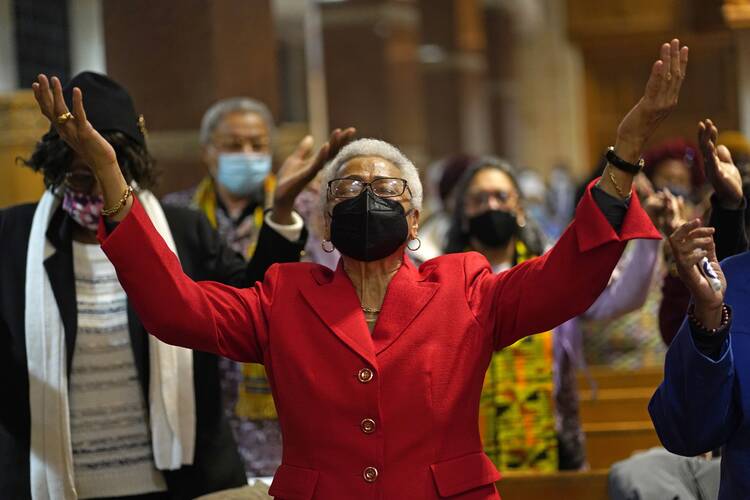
left=606, top=146, right=645, bottom=175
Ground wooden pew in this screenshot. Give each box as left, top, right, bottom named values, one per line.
left=584, top=421, right=661, bottom=469
left=579, top=387, right=653, bottom=424
left=576, top=366, right=663, bottom=391
left=497, top=469, right=609, bottom=500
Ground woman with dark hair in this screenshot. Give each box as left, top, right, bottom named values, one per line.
left=32, top=38, right=683, bottom=499
left=0, top=72, right=326, bottom=499
left=444, top=156, right=546, bottom=258
left=443, top=157, right=557, bottom=471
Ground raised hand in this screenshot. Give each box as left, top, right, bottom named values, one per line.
left=32, top=74, right=132, bottom=219
left=668, top=219, right=726, bottom=327
left=617, top=39, right=689, bottom=157
left=699, top=119, right=744, bottom=210
left=271, top=127, right=356, bottom=224
left=599, top=40, right=688, bottom=201
left=32, top=74, right=117, bottom=171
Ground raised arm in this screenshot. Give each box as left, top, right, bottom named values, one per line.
left=30, top=73, right=353, bottom=359
left=468, top=40, right=687, bottom=348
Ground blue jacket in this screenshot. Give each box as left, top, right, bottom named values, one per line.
left=649, top=251, right=750, bottom=500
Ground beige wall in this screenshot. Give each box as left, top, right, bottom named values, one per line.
left=0, top=91, right=48, bottom=208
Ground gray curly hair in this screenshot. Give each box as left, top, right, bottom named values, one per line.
left=199, top=97, right=275, bottom=145
left=319, top=138, right=423, bottom=211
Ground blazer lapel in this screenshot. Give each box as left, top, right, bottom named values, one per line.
left=43, top=209, right=78, bottom=375
left=372, top=257, right=439, bottom=355
left=300, top=261, right=377, bottom=367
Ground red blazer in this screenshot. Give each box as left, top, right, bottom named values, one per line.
left=100, top=184, right=659, bottom=500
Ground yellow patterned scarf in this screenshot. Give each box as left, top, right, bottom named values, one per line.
left=478, top=240, right=558, bottom=472
left=192, top=175, right=279, bottom=420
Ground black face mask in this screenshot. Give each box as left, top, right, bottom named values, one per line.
left=468, top=209, right=519, bottom=248
left=330, top=190, right=409, bottom=262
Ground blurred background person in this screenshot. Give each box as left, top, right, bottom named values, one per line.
left=162, top=97, right=318, bottom=478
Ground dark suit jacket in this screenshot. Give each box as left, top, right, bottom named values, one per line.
left=0, top=201, right=306, bottom=499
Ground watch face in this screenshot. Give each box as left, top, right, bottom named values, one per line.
left=606, top=148, right=643, bottom=174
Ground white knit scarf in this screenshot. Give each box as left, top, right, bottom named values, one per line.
left=25, top=189, right=196, bottom=500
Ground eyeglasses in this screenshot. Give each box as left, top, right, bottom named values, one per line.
left=327, top=177, right=411, bottom=199
left=64, top=170, right=98, bottom=193
left=466, top=190, right=516, bottom=209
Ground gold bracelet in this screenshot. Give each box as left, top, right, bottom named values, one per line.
left=607, top=166, right=627, bottom=198
left=102, top=186, right=134, bottom=217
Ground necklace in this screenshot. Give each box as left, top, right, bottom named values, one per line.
left=355, top=262, right=402, bottom=316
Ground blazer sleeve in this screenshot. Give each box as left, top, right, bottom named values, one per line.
left=467, top=179, right=661, bottom=350
left=194, top=209, right=307, bottom=288
left=648, top=317, right=739, bottom=456
left=98, top=198, right=271, bottom=363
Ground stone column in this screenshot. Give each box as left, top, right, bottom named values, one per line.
left=418, top=0, right=491, bottom=161
left=319, top=0, right=427, bottom=165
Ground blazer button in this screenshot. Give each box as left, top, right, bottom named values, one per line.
left=360, top=418, right=376, bottom=434
left=363, top=466, right=379, bottom=483
left=357, top=367, right=374, bottom=383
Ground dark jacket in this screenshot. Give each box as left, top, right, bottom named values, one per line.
left=0, top=201, right=306, bottom=499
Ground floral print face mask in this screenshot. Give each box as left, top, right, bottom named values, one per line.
left=62, top=189, right=104, bottom=232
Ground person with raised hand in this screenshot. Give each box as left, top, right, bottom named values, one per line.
left=0, top=71, right=345, bottom=499
left=32, top=40, right=683, bottom=499
left=647, top=209, right=750, bottom=499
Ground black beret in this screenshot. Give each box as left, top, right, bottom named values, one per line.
left=51, top=71, right=146, bottom=147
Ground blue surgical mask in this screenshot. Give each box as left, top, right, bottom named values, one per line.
left=216, top=152, right=272, bottom=196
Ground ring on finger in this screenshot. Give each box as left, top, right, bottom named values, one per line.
left=56, top=112, right=74, bottom=124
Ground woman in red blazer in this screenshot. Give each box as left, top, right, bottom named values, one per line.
left=33, top=39, right=686, bottom=499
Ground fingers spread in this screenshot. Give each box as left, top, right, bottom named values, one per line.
left=679, top=46, right=689, bottom=77
left=670, top=39, right=680, bottom=77
left=51, top=76, right=71, bottom=117
left=644, top=60, right=663, bottom=99
left=72, top=87, right=88, bottom=127
left=36, top=75, right=55, bottom=118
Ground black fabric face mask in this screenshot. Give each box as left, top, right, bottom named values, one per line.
left=330, top=190, right=409, bottom=262
left=468, top=209, right=519, bottom=248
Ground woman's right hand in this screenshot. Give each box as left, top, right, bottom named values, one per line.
left=32, top=74, right=118, bottom=173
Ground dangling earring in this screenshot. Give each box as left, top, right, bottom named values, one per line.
left=321, top=239, right=335, bottom=253
left=407, top=237, right=422, bottom=251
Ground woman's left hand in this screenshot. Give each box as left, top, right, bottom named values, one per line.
left=271, top=127, right=356, bottom=225
left=616, top=39, right=689, bottom=160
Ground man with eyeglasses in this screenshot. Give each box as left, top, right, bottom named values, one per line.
left=161, top=97, right=336, bottom=479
